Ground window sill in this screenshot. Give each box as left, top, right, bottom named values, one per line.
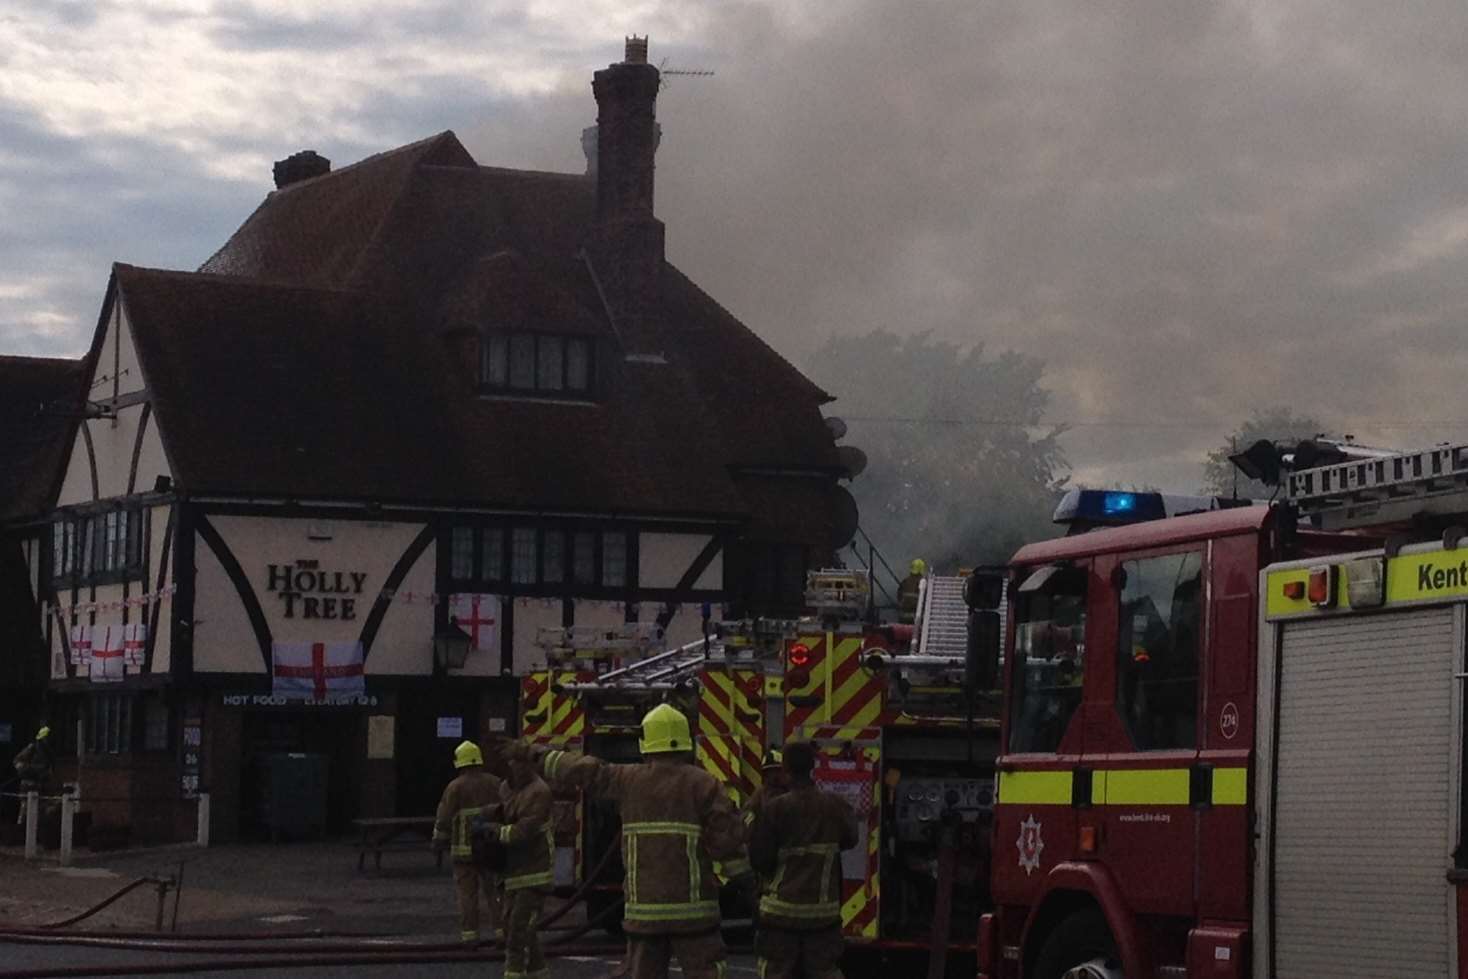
left=475, top=392, right=598, bottom=407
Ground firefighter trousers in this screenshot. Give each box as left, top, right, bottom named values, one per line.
left=628, top=929, right=728, bottom=979
left=504, top=887, right=548, bottom=979
left=452, top=862, right=501, bottom=942
left=755, top=924, right=844, bottom=979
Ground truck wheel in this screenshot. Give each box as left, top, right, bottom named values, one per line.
left=1032, top=908, right=1123, bottom=979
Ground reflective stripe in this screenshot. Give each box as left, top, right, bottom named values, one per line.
left=998, top=767, right=1251, bottom=807
left=1212, top=767, right=1248, bottom=805
left=451, top=805, right=485, bottom=858
left=760, top=895, right=841, bottom=919
left=625, top=833, right=638, bottom=904
left=460, top=930, right=478, bottom=942
left=543, top=750, right=566, bottom=780
left=778, top=843, right=840, bottom=857
left=624, top=900, right=720, bottom=922
left=504, top=869, right=554, bottom=890
left=623, top=821, right=703, bottom=836
left=500, top=824, right=513, bottom=844
left=688, top=833, right=700, bottom=900
left=997, top=770, right=1072, bottom=805
left=722, top=857, right=752, bottom=878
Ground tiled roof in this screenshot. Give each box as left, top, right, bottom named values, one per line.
left=0, top=355, right=87, bottom=521
left=126, top=130, right=841, bottom=525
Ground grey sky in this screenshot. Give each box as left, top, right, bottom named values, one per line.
left=5, top=1, right=1468, bottom=492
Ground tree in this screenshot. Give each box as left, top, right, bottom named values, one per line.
left=1201, top=408, right=1326, bottom=499
left=802, top=331, right=1068, bottom=579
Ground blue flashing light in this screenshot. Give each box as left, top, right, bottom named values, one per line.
left=1052, top=488, right=1170, bottom=527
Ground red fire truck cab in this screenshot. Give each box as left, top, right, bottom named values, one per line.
left=973, top=489, right=1372, bottom=979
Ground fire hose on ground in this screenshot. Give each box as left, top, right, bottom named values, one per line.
left=0, top=828, right=753, bottom=976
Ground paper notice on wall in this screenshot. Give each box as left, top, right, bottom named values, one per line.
left=367, top=715, right=395, bottom=760
left=436, top=716, right=463, bottom=739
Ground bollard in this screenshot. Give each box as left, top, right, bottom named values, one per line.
left=23, top=791, right=39, bottom=860
left=196, top=792, right=210, bottom=848
left=60, top=792, right=76, bottom=867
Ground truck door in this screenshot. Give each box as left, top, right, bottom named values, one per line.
left=1087, top=547, right=1204, bottom=916
left=993, top=562, right=1092, bottom=907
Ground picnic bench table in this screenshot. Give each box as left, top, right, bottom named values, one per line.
left=352, top=816, right=442, bottom=873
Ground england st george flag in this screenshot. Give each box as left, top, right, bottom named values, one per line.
left=272, top=641, right=365, bottom=700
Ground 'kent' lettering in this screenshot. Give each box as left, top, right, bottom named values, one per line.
left=1417, top=561, right=1468, bottom=592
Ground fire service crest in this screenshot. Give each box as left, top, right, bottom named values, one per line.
left=1017, top=814, right=1044, bottom=876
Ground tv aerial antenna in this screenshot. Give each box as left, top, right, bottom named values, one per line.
left=658, top=58, right=715, bottom=89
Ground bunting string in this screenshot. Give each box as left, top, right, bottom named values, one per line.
left=44, top=585, right=632, bottom=619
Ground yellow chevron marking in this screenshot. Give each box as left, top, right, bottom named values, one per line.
left=702, top=673, right=737, bottom=731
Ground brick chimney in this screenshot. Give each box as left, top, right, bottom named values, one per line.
left=590, top=37, right=666, bottom=349
left=273, top=150, right=331, bottom=189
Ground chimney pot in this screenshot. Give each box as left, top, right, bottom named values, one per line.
left=624, top=35, right=648, bottom=64
left=273, top=150, right=331, bottom=189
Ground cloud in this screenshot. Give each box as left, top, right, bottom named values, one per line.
left=6, top=0, right=1468, bottom=493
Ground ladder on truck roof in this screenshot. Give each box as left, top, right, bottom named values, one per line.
left=916, top=575, right=969, bottom=659
left=561, top=639, right=712, bottom=693
left=1287, top=441, right=1468, bottom=530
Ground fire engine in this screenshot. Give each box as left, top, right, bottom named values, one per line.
left=520, top=568, right=1003, bottom=949
left=975, top=444, right=1468, bottom=978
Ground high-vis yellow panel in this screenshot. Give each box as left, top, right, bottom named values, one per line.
left=1095, top=768, right=1191, bottom=806
left=997, top=770, right=1073, bottom=805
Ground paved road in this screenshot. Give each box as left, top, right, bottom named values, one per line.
left=0, top=941, right=764, bottom=978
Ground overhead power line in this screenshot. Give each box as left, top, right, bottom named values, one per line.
left=839, top=415, right=1468, bottom=432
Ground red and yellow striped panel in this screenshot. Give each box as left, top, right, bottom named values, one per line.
left=697, top=668, right=763, bottom=803
left=785, top=633, right=887, bottom=741
left=836, top=746, right=881, bottom=941
left=520, top=671, right=589, bottom=744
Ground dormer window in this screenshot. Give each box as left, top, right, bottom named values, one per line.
left=482, top=333, right=593, bottom=396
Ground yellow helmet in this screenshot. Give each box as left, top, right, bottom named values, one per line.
left=910, top=558, right=927, bottom=576
left=639, top=703, right=691, bottom=755
left=36, top=726, right=50, bottom=740
left=453, top=740, right=484, bottom=769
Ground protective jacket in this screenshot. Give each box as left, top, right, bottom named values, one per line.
left=499, top=773, right=554, bottom=891
left=535, top=746, right=751, bottom=934
left=433, top=769, right=505, bottom=863
left=740, top=783, right=784, bottom=830
left=748, top=783, right=859, bottom=930
left=13, top=739, right=52, bottom=784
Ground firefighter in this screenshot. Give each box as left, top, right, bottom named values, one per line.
left=12, top=726, right=52, bottom=826
left=741, top=748, right=788, bottom=830
left=897, top=558, right=927, bottom=623
left=432, top=740, right=505, bottom=942
left=504, top=703, right=755, bottom=979
left=747, top=740, right=859, bottom=979
left=483, top=748, right=555, bottom=979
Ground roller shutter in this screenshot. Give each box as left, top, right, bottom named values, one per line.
left=1272, top=607, right=1456, bottom=978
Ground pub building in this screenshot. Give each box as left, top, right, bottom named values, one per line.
left=0, top=39, right=851, bottom=844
